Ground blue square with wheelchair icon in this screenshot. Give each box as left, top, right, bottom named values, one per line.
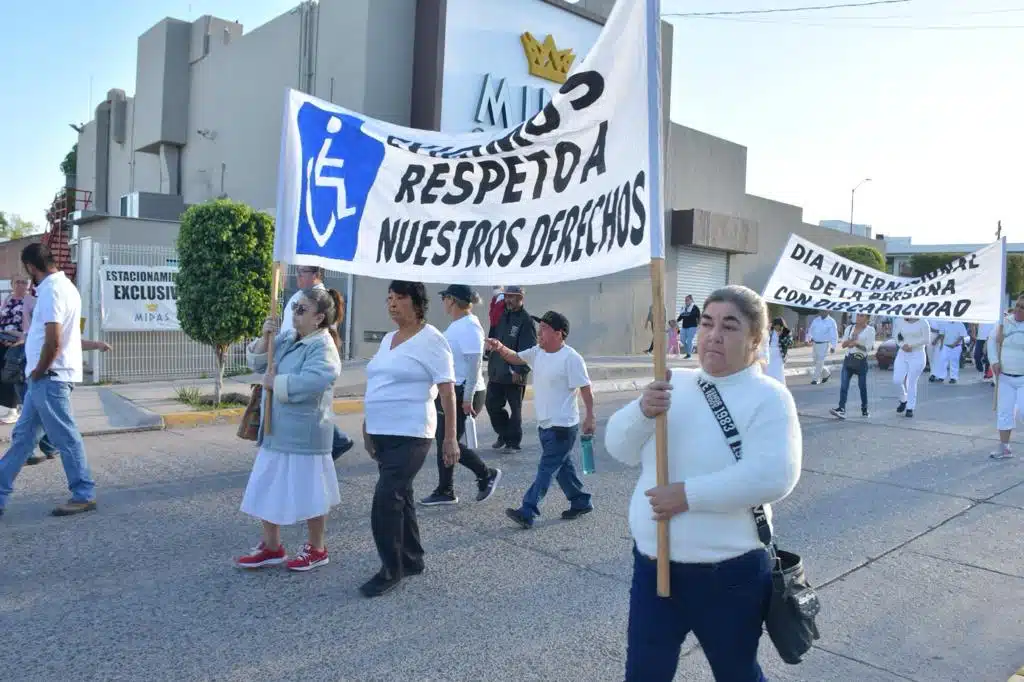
left=295, top=102, right=385, bottom=260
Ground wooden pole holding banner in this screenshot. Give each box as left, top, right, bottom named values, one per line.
left=994, top=236, right=1008, bottom=413
left=264, top=262, right=283, bottom=435
left=644, top=0, right=672, bottom=597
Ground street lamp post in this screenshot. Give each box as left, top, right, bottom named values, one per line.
left=850, top=177, right=872, bottom=235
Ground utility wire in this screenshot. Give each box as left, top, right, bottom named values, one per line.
left=681, top=15, right=1024, bottom=30
left=662, top=0, right=911, bottom=18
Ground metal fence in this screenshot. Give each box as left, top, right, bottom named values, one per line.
left=90, top=243, right=249, bottom=383
left=85, top=243, right=352, bottom=384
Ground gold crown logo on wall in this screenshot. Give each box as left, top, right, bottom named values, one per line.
left=520, top=32, right=575, bottom=84
left=146, top=304, right=158, bottom=312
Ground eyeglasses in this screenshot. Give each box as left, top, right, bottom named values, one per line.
left=291, top=302, right=309, bottom=316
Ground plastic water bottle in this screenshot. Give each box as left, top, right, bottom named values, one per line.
left=580, top=434, right=596, bottom=474
left=465, top=415, right=479, bottom=450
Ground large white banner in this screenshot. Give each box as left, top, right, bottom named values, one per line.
left=100, top=265, right=180, bottom=331
left=273, top=0, right=654, bottom=285
left=763, top=235, right=1005, bottom=323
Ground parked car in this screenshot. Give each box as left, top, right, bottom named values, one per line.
left=876, top=339, right=897, bottom=370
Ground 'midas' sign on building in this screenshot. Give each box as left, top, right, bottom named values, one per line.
left=273, top=0, right=654, bottom=285
left=763, top=234, right=1006, bottom=323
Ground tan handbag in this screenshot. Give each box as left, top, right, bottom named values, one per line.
left=237, top=384, right=263, bottom=441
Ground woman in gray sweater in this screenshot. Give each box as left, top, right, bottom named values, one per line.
left=235, top=287, right=344, bottom=572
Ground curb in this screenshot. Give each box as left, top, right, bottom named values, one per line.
left=161, top=397, right=365, bottom=430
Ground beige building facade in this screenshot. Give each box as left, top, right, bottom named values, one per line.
left=71, top=0, right=881, bottom=360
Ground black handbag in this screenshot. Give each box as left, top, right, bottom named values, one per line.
left=697, top=377, right=822, bottom=664
left=842, top=351, right=867, bottom=373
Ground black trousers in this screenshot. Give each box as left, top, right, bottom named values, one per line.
left=0, top=346, right=19, bottom=409
left=369, top=435, right=431, bottom=580
left=485, top=381, right=525, bottom=447
left=434, top=386, right=489, bottom=494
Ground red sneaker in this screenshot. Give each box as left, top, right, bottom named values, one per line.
left=235, top=542, right=286, bottom=569
left=984, top=369, right=993, bottom=379
left=286, top=544, right=329, bottom=572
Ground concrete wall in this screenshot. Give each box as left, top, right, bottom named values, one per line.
left=76, top=216, right=181, bottom=249
left=0, top=236, right=45, bottom=283
left=182, top=9, right=305, bottom=209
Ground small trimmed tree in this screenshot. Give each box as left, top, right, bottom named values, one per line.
left=832, top=244, right=885, bottom=272
left=177, top=199, right=274, bottom=404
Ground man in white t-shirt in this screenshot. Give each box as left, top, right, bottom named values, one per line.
left=486, top=310, right=595, bottom=529
left=934, top=319, right=969, bottom=384
left=0, top=244, right=96, bottom=518
left=281, top=266, right=353, bottom=460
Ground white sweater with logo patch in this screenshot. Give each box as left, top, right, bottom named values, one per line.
left=604, top=365, right=802, bottom=564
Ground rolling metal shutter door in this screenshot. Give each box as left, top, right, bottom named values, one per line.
left=675, top=246, right=728, bottom=313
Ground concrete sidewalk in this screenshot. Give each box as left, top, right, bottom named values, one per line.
left=0, top=345, right=860, bottom=441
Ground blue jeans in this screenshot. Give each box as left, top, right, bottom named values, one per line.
left=14, top=381, right=57, bottom=456
left=625, top=546, right=771, bottom=682
left=519, top=425, right=592, bottom=521
left=682, top=327, right=698, bottom=354
left=838, top=360, right=869, bottom=411
left=0, top=376, right=95, bottom=509
left=975, top=340, right=990, bottom=374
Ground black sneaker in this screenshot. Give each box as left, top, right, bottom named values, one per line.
left=810, top=380, right=819, bottom=385
left=830, top=407, right=846, bottom=419
left=949, top=379, right=957, bottom=385
left=25, top=453, right=57, bottom=466
left=505, top=507, right=533, bottom=529
left=928, top=375, right=937, bottom=382
left=420, top=491, right=458, bottom=506
left=491, top=439, right=505, bottom=450
left=561, top=507, right=593, bottom=521
left=476, top=468, right=502, bottom=502
left=862, top=408, right=870, bottom=418
left=935, top=378, right=945, bottom=384
left=403, top=562, right=425, bottom=576
left=905, top=409, right=914, bottom=418
left=360, top=570, right=402, bottom=598
left=821, top=375, right=830, bottom=384
left=896, top=401, right=907, bottom=413
left=332, top=438, right=354, bottom=461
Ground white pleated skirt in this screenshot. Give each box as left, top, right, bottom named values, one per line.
left=240, top=447, right=341, bottom=526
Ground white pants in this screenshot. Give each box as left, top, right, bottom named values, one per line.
left=812, top=343, right=831, bottom=382
left=935, top=345, right=962, bottom=381
left=996, top=374, right=1024, bottom=431
left=893, top=349, right=926, bottom=409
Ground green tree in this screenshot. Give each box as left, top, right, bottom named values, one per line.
left=60, top=143, right=78, bottom=177
left=176, top=199, right=274, bottom=404
left=0, top=212, right=42, bottom=240
left=832, top=245, right=885, bottom=272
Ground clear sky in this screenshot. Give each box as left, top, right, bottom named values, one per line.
left=1, top=0, right=1020, bottom=245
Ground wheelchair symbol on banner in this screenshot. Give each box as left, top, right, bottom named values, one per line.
left=304, top=115, right=358, bottom=248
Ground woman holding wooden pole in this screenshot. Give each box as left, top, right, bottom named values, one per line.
left=605, top=285, right=802, bottom=682
left=989, top=295, right=1024, bottom=460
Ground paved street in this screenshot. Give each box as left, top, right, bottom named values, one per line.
left=1, top=367, right=1021, bottom=681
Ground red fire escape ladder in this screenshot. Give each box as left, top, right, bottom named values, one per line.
left=42, top=187, right=92, bottom=284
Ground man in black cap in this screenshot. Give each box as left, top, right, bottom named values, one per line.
left=486, top=310, right=595, bottom=529
left=485, top=285, right=536, bottom=452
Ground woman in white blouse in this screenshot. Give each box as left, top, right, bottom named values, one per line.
left=360, top=280, right=460, bottom=598
left=892, top=315, right=931, bottom=418
left=605, top=285, right=802, bottom=682
left=830, top=313, right=876, bottom=419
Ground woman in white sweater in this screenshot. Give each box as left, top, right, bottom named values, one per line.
left=988, top=294, right=1024, bottom=459
left=605, top=285, right=802, bottom=682
left=892, top=316, right=931, bottom=418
